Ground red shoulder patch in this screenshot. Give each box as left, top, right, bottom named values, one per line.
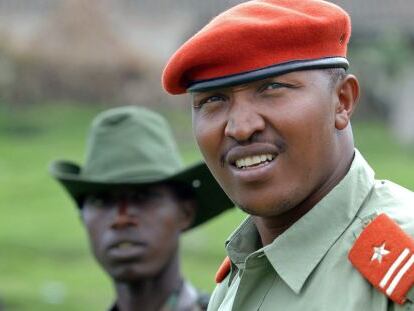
left=349, top=214, right=414, bottom=304
left=215, top=256, right=231, bottom=283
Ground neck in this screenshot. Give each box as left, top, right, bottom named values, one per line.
left=113, top=252, right=182, bottom=311
left=255, top=143, right=355, bottom=246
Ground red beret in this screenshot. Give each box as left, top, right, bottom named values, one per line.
left=162, top=0, right=351, bottom=95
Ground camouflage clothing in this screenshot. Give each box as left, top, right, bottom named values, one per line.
left=109, top=281, right=208, bottom=311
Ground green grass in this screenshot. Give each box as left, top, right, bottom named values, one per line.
left=0, top=103, right=413, bottom=310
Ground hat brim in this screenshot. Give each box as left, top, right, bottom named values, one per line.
left=188, top=57, right=349, bottom=93
left=50, top=160, right=234, bottom=229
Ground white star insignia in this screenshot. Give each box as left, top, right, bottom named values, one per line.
left=371, top=243, right=390, bottom=263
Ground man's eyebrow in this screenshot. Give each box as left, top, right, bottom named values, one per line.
left=191, top=90, right=218, bottom=96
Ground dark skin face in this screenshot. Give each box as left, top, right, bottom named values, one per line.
left=81, top=184, right=195, bottom=282
left=192, top=70, right=359, bottom=245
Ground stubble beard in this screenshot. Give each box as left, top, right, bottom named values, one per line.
left=237, top=198, right=295, bottom=218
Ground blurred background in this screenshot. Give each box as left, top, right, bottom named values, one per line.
left=0, top=0, right=413, bottom=310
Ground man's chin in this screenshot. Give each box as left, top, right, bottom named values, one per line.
left=107, top=264, right=156, bottom=282
left=237, top=199, right=294, bottom=218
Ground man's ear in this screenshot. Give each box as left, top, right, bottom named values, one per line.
left=178, top=199, right=197, bottom=231
left=335, top=74, right=360, bottom=130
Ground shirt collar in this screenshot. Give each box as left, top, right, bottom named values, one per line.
left=226, top=149, right=376, bottom=294
left=226, top=216, right=261, bottom=266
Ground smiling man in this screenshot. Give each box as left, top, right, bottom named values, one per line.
left=50, top=106, right=233, bottom=311
left=162, top=0, right=414, bottom=310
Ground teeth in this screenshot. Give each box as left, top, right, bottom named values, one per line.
left=235, top=154, right=275, bottom=169
left=239, top=159, right=246, bottom=167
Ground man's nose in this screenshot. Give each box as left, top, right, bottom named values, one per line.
left=224, top=99, right=265, bottom=142
left=111, top=200, right=139, bottom=229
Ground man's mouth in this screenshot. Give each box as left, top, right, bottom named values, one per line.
left=114, top=242, right=137, bottom=250
left=234, top=153, right=276, bottom=169
left=106, top=240, right=148, bottom=260
left=108, top=240, right=146, bottom=250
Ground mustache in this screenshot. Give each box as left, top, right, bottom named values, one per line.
left=220, top=135, right=287, bottom=167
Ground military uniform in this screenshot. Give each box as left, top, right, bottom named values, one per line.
left=109, top=281, right=208, bottom=311
left=208, top=150, right=414, bottom=311
left=161, top=0, right=414, bottom=309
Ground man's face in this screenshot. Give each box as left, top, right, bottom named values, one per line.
left=81, top=184, right=193, bottom=282
left=192, top=70, right=341, bottom=217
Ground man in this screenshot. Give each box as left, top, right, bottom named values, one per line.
left=50, top=106, right=233, bottom=311
left=162, top=0, right=414, bottom=310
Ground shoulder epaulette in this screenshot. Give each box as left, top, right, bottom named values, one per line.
left=349, top=213, right=414, bottom=304
left=215, top=256, right=231, bottom=283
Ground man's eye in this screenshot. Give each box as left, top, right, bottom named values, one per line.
left=204, top=95, right=225, bottom=103
left=84, top=196, right=111, bottom=208
left=260, top=82, right=292, bottom=92
left=132, top=190, right=160, bottom=204
left=194, top=95, right=226, bottom=108
left=133, top=192, right=150, bottom=203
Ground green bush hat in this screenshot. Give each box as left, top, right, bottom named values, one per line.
left=50, top=106, right=234, bottom=228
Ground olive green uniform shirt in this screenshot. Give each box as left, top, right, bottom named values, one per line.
left=208, top=150, right=414, bottom=311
